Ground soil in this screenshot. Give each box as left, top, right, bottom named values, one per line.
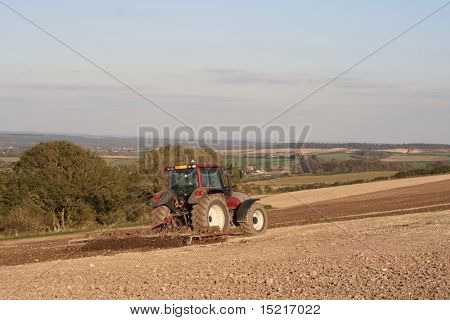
left=0, top=178, right=449, bottom=299
left=1, top=179, right=450, bottom=267
left=268, top=179, right=450, bottom=228
left=0, top=230, right=226, bottom=267
left=260, top=174, right=450, bottom=208
left=0, top=211, right=448, bottom=299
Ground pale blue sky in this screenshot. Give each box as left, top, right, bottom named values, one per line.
left=1, top=0, right=449, bottom=143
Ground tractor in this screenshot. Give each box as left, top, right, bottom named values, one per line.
left=148, top=163, right=268, bottom=236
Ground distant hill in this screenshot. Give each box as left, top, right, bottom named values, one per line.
left=0, top=133, right=138, bottom=156
left=1, top=132, right=449, bottom=156
left=278, top=142, right=450, bottom=150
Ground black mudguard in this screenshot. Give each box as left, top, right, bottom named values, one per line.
left=148, top=190, right=176, bottom=212
left=234, top=199, right=259, bottom=222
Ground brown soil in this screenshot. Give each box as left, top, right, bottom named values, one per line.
left=268, top=179, right=450, bottom=228
left=1, top=211, right=448, bottom=299
left=1, top=179, right=449, bottom=268
left=260, top=174, right=450, bottom=208
left=0, top=230, right=226, bottom=267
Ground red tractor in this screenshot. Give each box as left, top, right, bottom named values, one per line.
left=148, top=163, right=268, bottom=236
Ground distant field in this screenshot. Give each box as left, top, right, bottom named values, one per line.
left=427, top=152, right=450, bottom=157
left=260, top=174, right=450, bottom=208
left=246, top=171, right=396, bottom=186
left=100, top=155, right=138, bottom=159
left=410, top=162, right=431, bottom=168
left=223, top=155, right=295, bottom=168
left=217, top=148, right=350, bottom=156
left=103, top=157, right=138, bottom=166
left=380, top=148, right=450, bottom=154
left=0, top=157, right=20, bottom=163
left=383, top=155, right=450, bottom=162
left=316, top=152, right=354, bottom=161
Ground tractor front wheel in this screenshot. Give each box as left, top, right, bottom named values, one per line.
left=191, top=194, right=229, bottom=232
left=240, top=202, right=268, bottom=236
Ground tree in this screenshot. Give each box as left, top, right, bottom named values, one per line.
left=3, top=141, right=129, bottom=231
left=139, top=144, right=221, bottom=175
left=0, top=170, right=20, bottom=217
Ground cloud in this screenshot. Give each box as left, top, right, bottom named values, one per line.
left=331, top=78, right=450, bottom=102
left=1, top=83, right=151, bottom=92
left=200, top=68, right=306, bottom=85
left=200, top=68, right=450, bottom=101
left=332, top=77, right=400, bottom=92
left=155, top=93, right=253, bottom=103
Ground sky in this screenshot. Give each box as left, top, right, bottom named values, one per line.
left=0, top=0, right=449, bottom=143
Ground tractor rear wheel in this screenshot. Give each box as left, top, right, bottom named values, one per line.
left=191, top=194, right=229, bottom=232
left=240, top=202, right=268, bottom=236
left=150, top=205, right=170, bottom=226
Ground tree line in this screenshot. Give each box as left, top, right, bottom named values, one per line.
left=0, top=142, right=218, bottom=236
left=295, top=156, right=410, bottom=175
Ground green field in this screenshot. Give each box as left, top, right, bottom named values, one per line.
left=224, top=152, right=356, bottom=166
left=0, top=157, right=20, bottom=163
left=247, top=171, right=396, bottom=186
left=316, top=152, right=355, bottom=161
left=410, top=161, right=434, bottom=168
left=223, top=155, right=296, bottom=168
left=427, top=152, right=450, bottom=157
left=103, top=158, right=138, bottom=166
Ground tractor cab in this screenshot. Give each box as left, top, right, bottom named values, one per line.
left=166, top=163, right=232, bottom=198
left=167, top=165, right=199, bottom=198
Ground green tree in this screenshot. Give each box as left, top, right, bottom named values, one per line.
left=139, top=145, right=221, bottom=175
left=2, top=141, right=130, bottom=231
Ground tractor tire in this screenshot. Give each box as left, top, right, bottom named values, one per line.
left=240, top=202, right=268, bottom=236
left=150, top=205, right=170, bottom=226
left=191, top=194, right=230, bottom=232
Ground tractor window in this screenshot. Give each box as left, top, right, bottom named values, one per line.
left=200, top=168, right=224, bottom=189
left=169, top=169, right=198, bottom=193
